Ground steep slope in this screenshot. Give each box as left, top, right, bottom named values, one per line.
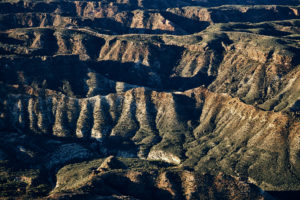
left=1, top=86, right=299, bottom=191
left=0, top=0, right=300, bottom=199
left=1, top=25, right=299, bottom=110
left=50, top=157, right=273, bottom=200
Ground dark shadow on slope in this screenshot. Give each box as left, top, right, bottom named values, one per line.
left=168, top=73, right=215, bottom=91
left=89, top=60, right=162, bottom=89
left=268, top=191, right=300, bottom=200
left=0, top=55, right=89, bottom=97
left=93, top=173, right=172, bottom=200
left=221, top=23, right=293, bottom=37
left=161, top=11, right=210, bottom=34
left=31, top=29, right=59, bottom=56
left=84, top=37, right=106, bottom=60
left=0, top=12, right=201, bottom=35
left=131, top=89, right=163, bottom=157
left=79, top=17, right=199, bottom=35
left=0, top=54, right=216, bottom=98
left=0, top=33, right=24, bottom=45
left=172, top=93, right=201, bottom=124
left=101, top=136, right=138, bottom=157
left=210, top=6, right=300, bottom=23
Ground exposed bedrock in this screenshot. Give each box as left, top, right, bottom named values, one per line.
left=1, top=87, right=299, bottom=190
left=1, top=0, right=300, bottom=196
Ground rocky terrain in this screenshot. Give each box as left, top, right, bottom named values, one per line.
left=0, top=0, right=300, bottom=199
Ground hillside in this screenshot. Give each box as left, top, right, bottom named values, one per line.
left=0, top=0, right=300, bottom=199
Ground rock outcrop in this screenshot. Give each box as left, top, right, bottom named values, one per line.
left=52, top=159, right=275, bottom=200
left=97, top=156, right=126, bottom=172
left=0, top=0, right=299, bottom=199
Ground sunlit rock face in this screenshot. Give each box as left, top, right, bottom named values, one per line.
left=0, top=0, right=299, bottom=199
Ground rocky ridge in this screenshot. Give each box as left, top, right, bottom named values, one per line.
left=0, top=0, right=300, bottom=199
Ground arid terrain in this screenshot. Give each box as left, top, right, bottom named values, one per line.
left=0, top=0, right=300, bottom=199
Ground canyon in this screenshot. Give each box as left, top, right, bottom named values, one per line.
left=0, top=0, right=300, bottom=199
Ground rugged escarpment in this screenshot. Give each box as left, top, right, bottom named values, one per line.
left=50, top=157, right=273, bottom=200
left=1, top=1, right=300, bottom=34
left=1, top=26, right=299, bottom=110
left=2, top=86, right=300, bottom=191
left=0, top=0, right=300, bottom=199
